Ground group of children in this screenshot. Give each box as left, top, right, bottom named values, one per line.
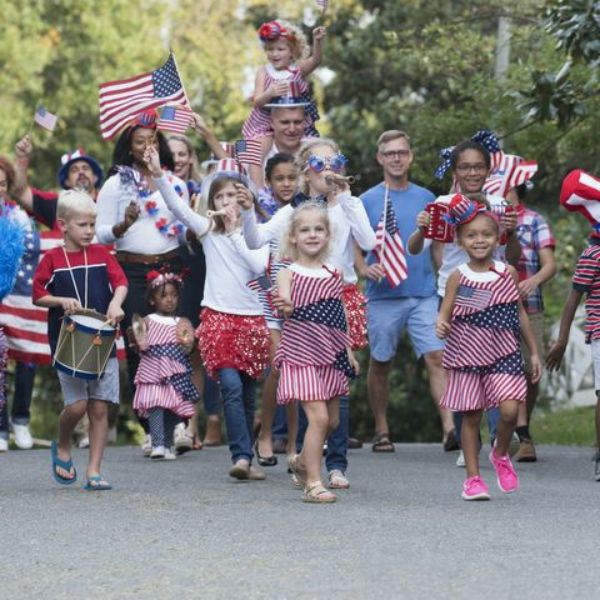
left=2, top=16, right=600, bottom=504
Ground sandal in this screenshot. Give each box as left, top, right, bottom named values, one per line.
left=302, top=482, right=336, bottom=504
left=371, top=433, right=395, bottom=453
left=51, top=441, right=77, bottom=485
left=84, top=475, right=112, bottom=491
left=288, top=454, right=307, bottom=486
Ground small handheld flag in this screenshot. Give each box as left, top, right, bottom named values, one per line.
left=34, top=106, right=58, bottom=132
left=234, top=139, right=263, bottom=167
left=157, top=105, right=193, bottom=134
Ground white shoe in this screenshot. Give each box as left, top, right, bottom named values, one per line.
left=12, top=423, right=33, bottom=449
left=328, top=469, right=350, bottom=489
left=0, top=438, right=8, bottom=452
left=78, top=436, right=90, bottom=449
left=164, top=447, right=177, bottom=460
left=142, top=434, right=152, bottom=456
left=150, top=445, right=165, bottom=459
left=456, top=450, right=466, bottom=468
left=174, top=423, right=193, bottom=455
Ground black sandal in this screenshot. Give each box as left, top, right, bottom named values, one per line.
left=254, top=440, right=278, bottom=467
left=371, top=433, right=395, bottom=453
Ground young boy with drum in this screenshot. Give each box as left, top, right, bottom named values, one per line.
left=33, top=190, right=128, bottom=490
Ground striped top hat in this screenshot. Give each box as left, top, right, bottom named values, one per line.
left=483, top=154, right=538, bottom=198
left=560, top=169, right=600, bottom=231
left=264, top=82, right=308, bottom=109
left=444, top=194, right=486, bottom=227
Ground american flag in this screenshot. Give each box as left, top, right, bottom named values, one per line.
left=316, top=0, right=328, bottom=8
left=98, top=53, right=190, bottom=140
left=455, top=284, right=493, bottom=310
left=34, top=106, right=58, bottom=132
left=483, top=154, right=538, bottom=198
left=157, top=105, right=193, bottom=134
left=372, top=190, right=408, bottom=287
left=235, top=139, right=263, bottom=166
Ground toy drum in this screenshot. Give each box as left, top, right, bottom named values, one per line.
left=423, top=202, right=453, bottom=242
left=53, top=309, right=117, bottom=380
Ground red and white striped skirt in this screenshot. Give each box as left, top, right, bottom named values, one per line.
left=276, top=363, right=349, bottom=404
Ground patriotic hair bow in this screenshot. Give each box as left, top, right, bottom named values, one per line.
left=434, top=147, right=454, bottom=180
left=146, top=270, right=183, bottom=289
left=131, top=109, right=158, bottom=129
left=258, top=21, right=293, bottom=42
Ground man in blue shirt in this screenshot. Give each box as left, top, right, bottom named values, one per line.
left=359, top=130, right=454, bottom=452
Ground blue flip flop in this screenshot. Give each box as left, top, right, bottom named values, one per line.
left=51, top=441, right=77, bottom=485
left=84, top=475, right=112, bottom=491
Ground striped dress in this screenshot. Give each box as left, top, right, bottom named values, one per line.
left=133, top=314, right=199, bottom=418
left=440, top=260, right=527, bottom=411
left=275, top=264, right=354, bottom=403
left=242, top=64, right=319, bottom=140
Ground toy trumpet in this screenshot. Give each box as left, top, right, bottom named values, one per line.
left=325, top=174, right=356, bottom=186
left=206, top=209, right=227, bottom=218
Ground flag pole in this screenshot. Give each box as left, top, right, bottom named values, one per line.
left=170, top=50, right=191, bottom=109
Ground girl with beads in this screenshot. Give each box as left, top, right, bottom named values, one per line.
left=96, top=110, right=188, bottom=454
left=132, top=271, right=198, bottom=460
left=242, top=20, right=326, bottom=141
left=436, top=195, right=541, bottom=501
left=239, top=138, right=376, bottom=490
left=145, top=146, right=270, bottom=480
left=274, top=201, right=358, bottom=503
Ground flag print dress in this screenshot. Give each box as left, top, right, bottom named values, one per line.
left=133, top=314, right=199, bottom=418
left=440, top=260, right=527, bottom=411
left=275, top=263, right=355, bottom=403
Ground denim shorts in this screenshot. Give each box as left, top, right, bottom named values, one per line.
left=57, top=358, right=120, bottom=406
left=367, top=295, right=445, bottom=362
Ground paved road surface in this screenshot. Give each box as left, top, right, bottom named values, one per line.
left=0, top=443, right=597, bottom=599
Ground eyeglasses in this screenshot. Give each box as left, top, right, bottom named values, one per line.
left=307, top=153, right=348, bottom=174
left=455, top=164, right=488, bottom=174
left=381, top=150, right=410, bottom=159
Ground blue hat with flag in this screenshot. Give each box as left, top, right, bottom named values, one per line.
left=57, top=148, right=104, bottom=190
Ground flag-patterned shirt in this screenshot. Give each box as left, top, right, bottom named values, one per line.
left=572, top=239, right=600, bottom=343
left=442, top=260, right=522, bottom=370
left=514, top=204, right=555, bottom=314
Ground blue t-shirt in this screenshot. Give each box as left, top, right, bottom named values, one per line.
left=361, top=182, right=436, bottom=300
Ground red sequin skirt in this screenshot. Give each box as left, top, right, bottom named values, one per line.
left=197, top=308, right=269, bottom=380
left=342, top=284, right=368, bottom=350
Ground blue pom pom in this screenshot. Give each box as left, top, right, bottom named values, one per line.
left=0, top=219, right=25, bottom=300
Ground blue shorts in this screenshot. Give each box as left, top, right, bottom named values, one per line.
left=57, top=358, right=120, bottom=406
left=367, top=295, right=445, bottom=362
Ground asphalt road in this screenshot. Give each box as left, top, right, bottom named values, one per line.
left=0, top=443, right=597, bottom=599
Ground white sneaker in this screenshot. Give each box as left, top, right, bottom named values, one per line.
left=142, top=434, right=152, bottom=457
left=328, top=469, right=350, bottom=489
left=164, top=447, right=177, bottom=461
left=174, top=423, right=193, bottom=455
left=150, top=445, right=165, bottom=459
left=456, top=450, right=466, bottom=468
left=78, top=436, right=90, bottom=449
left=12, top=423, right=33, bottom=449
left=0, top=438, right=8, bottom=452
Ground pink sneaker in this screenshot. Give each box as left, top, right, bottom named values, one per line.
left=489, top=448, right=519, bottom=493
left=461, top=476, right=491, bottom=501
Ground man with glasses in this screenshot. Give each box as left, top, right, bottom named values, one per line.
left=359, top=130, right=453, bottom=452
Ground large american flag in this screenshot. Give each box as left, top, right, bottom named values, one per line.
left=99, top=53, right=190, bottom=140
left=372, top=191, right=408, bottom=287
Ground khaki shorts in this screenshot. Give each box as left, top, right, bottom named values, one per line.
left=521, top=312, right=545, bottom=374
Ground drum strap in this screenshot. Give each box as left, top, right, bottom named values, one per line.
left=62, top=247, right=89, bottom=308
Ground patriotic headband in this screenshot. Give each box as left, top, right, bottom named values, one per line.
left=434, top=129, right=502, bottom=179
left=130, top=110, right=158, bottom=130
left=146, top=270, right=183, bottom=289
left=560, top=169, right=600, bottom=232
left=483, top=154, right=538, bottom=198
left=443, top=194, right=487, bottom=227
left=258, top=21, right=295, bottom=43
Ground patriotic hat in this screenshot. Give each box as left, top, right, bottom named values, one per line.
left=265, top=82, right=308, bottom=109
left=200, top=158, right=256, bottom=201
left=57, top=148, right=104, bottom=190
left=560, top=169, right=600, bottom=231
left=483, top=154, right=538, bottom=198
left=443, top=194, right=486, bottom=227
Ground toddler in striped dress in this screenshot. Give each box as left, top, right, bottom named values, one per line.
left=436, top=195, right=540, bottom=501
left=133, top=271, right=198, bottom=460
left=274, top=201, right=359, bottom=503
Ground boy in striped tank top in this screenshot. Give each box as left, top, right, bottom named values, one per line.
left=436, top=195, right=540, bottom=501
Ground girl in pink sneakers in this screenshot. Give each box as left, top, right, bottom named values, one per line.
left=436, top=195, right=541, bottom=501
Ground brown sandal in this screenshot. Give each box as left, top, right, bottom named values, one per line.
left=288, top=454, right=308, bottom=487
left=302, top=482, right=336, bottom=504
left=372, top=433, right=395, bottom=453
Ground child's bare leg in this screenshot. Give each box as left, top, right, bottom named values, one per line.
left=494, top=400, right=519, bottom=456
left=86, top=399, right=109, bottom=477
left=461, top=410, right=483, bottom=478
left=57, top=399, right=87, bottom=477
left=285, top=402, right=298, bottom=457
left=299, top=401, right=329, bottom=485
left=257, top=330, right=281, bottom=456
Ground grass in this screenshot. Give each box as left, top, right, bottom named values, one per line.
left=531, top=406, right=597, bottom=447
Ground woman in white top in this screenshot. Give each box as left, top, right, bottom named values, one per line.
left=145, top=147, right=270, bottom=481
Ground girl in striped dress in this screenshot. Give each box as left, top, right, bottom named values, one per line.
left=133, top=271, right=199, bottom=460
left=436, top=195, right=541, bottom=501
left=242, top=20, right=326, bottom=140
left=274, top=201, right=359, bottom=503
